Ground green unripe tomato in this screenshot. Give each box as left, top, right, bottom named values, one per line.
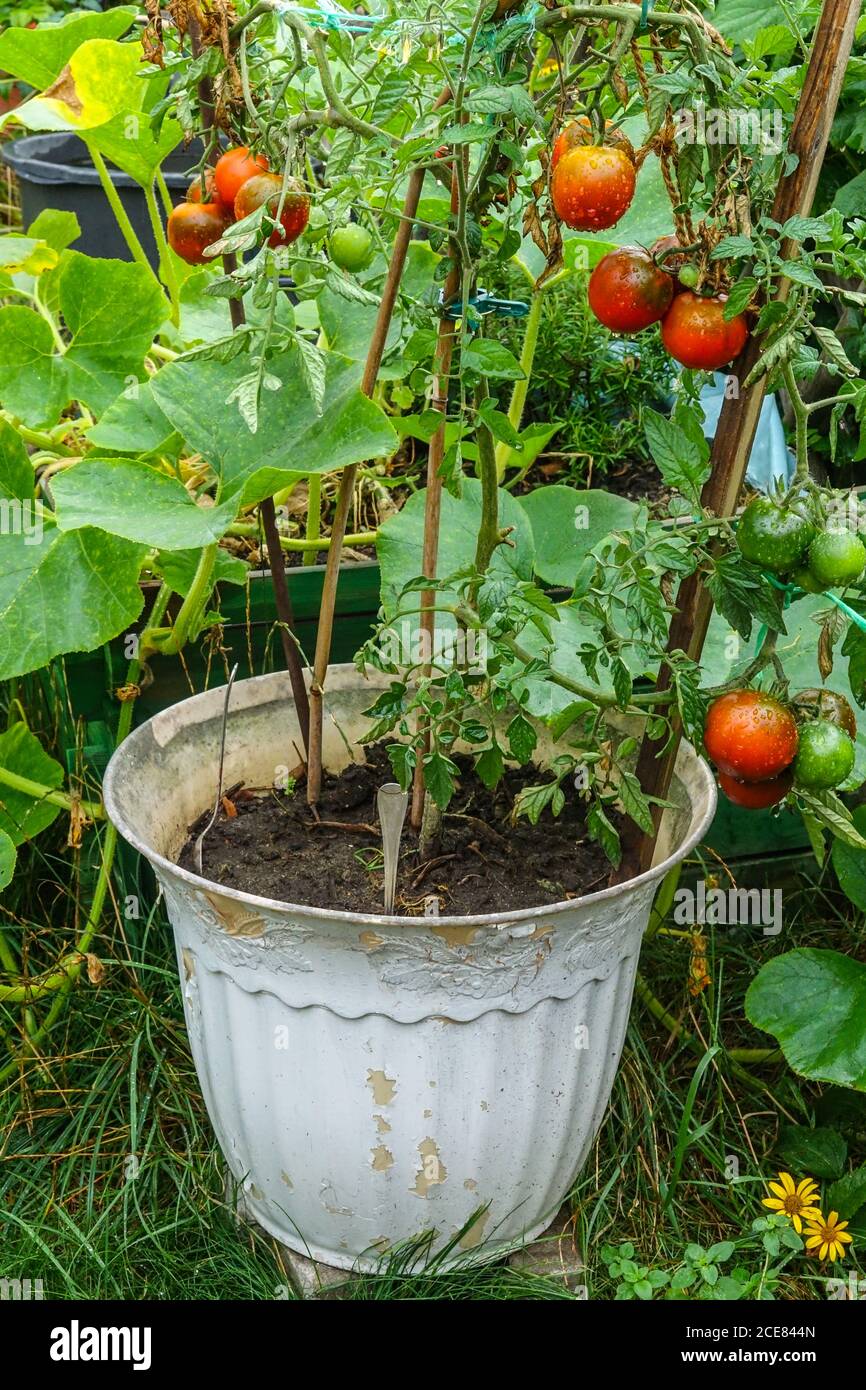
left=329, top=224, right=374, bottom=272
left=736, top=496, right=814, bottom=575
left=791, top=564, right=827, bottom=594
left=807, top=530, right=866, bottom=588
left=677, top=264, right=699, bottom=289
left=304, top=205, right=329, bottom=244
left=793, top=719, right=855, bottom=790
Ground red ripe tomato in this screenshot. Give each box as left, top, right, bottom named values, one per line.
left=587, top=246, right=674, bottom=333
left=718, top=768, right=793, bottom=809
left=214, top=146, right=270, bottom=208
left=661, top=291, right=749, bottom=371
left=167, top=200, right=231, bottom=265
left=551, top=145, right=636, bottom=232
left=234, top=172, right=310, bottom=247
left=551, top=116, right=635, bottom=170
left=704, top=690, right=798, bottom=783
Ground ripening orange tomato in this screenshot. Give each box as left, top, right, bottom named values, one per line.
left=214, top=146, right=270, bottom=208
left=167, top=200, right=232, bottom=265
left=234, top=172, right=310, bottom=247
left=551, top=145, right=636, bottom=232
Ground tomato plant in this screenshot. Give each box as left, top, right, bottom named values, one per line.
left=791, top=689, right=857, bottom=740
left=0, top=0, right=865, bottom=1166
left=736, top=497, right=815, bottom=576
left=329, top=224, right=374, bottom=272
left=806, top=531, right=866, bottom=588
left=717, top=769, right=793, bottom=810
left=233, top=173, right=310, bottom=247
left=793, top=720, right=856, bottom=790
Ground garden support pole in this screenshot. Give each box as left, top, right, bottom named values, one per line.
left=409, top=263, right=461, bottom=829
left=306, top=165, right=428, bottom=805
left=616, top=0, right=861, bottom=884
left=222, top=260, right=312, bottom=755
left=188, top=19, right=309, bottom=750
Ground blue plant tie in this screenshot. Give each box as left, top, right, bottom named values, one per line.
left=639, top=0, right=650, bottom=31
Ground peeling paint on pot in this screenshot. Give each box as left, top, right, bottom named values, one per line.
left=104, top=666, right=716, bottom=1272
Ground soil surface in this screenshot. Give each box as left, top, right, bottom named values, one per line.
left=518, top=455, right=671, bottom=509
left=178, top=743, right=618, bottom=916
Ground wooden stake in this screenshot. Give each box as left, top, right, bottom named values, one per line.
left=306, top=165, right=428, bottom=804
left=615, top=0, right=861, bottom=883
left=410, top=263, right=461, bottom=829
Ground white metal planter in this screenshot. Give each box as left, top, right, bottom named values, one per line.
left=104, top=666, right=716, bottom=1272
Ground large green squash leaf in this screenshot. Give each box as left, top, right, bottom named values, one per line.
left=53, top=458, right=239, bottom=550
left=86, top=380, right=179, bottom=456
left=378, top=480, right=535, bottom=630
left=0, top=253, right=167, bottom=428
left=0, top=828, right=15, bottom=891
left=746, top=948, right=866, bottom=1091
left=0, top=522, right=145, bottom=680
left=517, top=485, right=638, bottom=588
left=4, top=38, right=182, bottom=186
left=713, top=0, right=792, bottom=45
left=0, top=418, right=36, bottom=501
left=0, top=8, right=137, bottom=90
left=0, top=724, right=64, bottom=845
left=151, top=352, right=398, bottom=506
left=0, top=232, right=58, bottom=276
left=0, top=305, right=68, bottom=426
left=507, top=601, right=615, bottom=718
left=60, top=253, right=168, bottom=413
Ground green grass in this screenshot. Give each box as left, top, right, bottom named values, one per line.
left=2, top=695, right=865, bottom=1299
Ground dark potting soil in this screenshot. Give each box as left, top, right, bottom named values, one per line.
left=178, top=743, right=618, bottom=916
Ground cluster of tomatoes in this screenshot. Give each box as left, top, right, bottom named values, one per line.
left=736, top=495, right=866, bottom=595
left=550, top=120, right=749, bottom=372
left=704, top=496, right=865, bottom=808
left=167, top=145, right=311, bottom=265
left=705, top=688, right=857, bottom=809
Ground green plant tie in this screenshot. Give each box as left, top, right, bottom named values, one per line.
left=753, top=571, right=866, bottom=658
left=437, top=288, right=530, bottom=330
left=276, top=4, right=374, bottom=34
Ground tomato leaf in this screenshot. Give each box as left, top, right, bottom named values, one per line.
left=643, top=408, right=710, bottom=503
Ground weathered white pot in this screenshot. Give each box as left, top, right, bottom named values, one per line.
left=104, top=666, right=716, bottom=1272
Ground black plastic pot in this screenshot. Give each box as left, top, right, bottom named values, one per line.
left=1, top=133, right=204, bottom=265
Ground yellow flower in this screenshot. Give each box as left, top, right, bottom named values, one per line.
left=762, top=1171, right=821, bottom=1233
left=804, top=1210, right=854, bottom=1263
